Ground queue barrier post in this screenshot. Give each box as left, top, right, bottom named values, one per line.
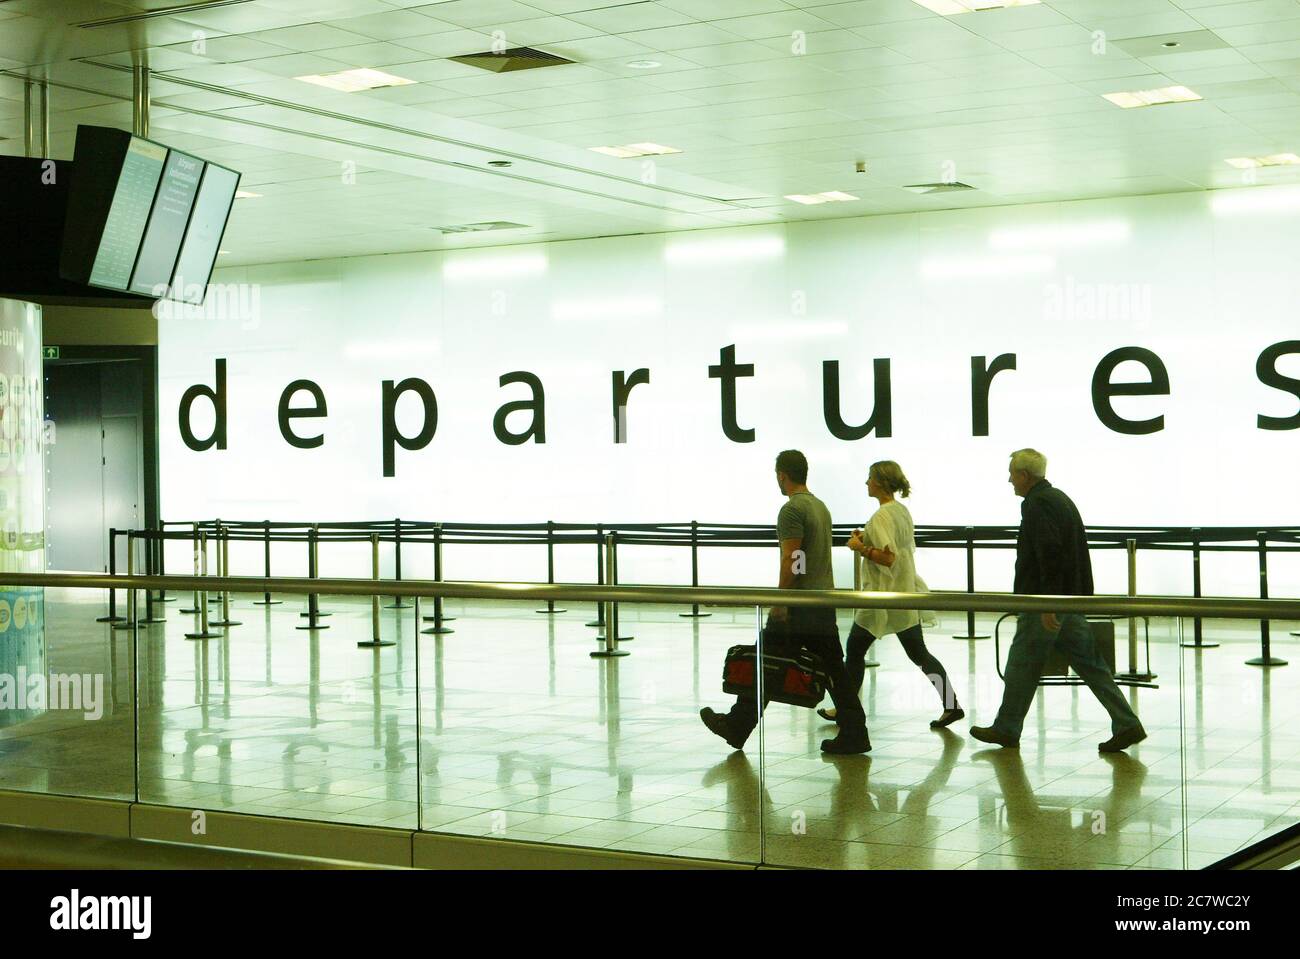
left=591, top=532, right=629, bottom=659
left=1247, top=531, right=1287, bottom=667
left=95, top=527, right=126, bottom=623
left=359, top=533, right=395, bottom=648
left=385, top=519, right=412, bottom=609
left=679, top=520, right=711, bottom=619
left=586, top=524, right=605, bottom=628
left=1181, top=527, right=1217, bottom=649
left=206, top=518, right=222, bottom=605
left=210, top=523, right=241, bottom=628
left=138, top=529, right=164, bottom=624
left=421, top=523, right=454, bottom=635
left=536, top=520, right=567, bottom=614
left=184, top=531, right=219, bottom=640
left=296, top=525, right=329, bottom=631
left=1117, top=538, right=1156, bottom=682
left=152, top=524, right=173, bottom=604
left=112, top=532, right=139, bottom=630
left=253, top=520, right=281, bottom=606
left=951, top=528, right=989, bottom=640
left=597, top=529, right=631, bottom=643
left=179, top=523, right=203, bottom=613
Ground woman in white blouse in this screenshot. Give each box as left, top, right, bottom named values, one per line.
left=820, top=461, right=964, bottom=730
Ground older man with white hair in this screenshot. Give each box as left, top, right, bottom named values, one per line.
left=970, top=449, right=1147, bottom=753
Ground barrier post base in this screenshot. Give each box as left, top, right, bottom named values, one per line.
left=952, top=634, right=990, bottom=641
left=254, top=599, right=283, bottom=606
left=184, top=630, right=219, bottom=640
left=299, top=611, right=332, bottom=618
left=535, top=607, right=567, bottom=614
left=1246, top=656, right=1287, bottom=667
left=1117, top=670, right=1158, bottom=682
left=295, top=623, right=329, bottom=631
left=1180, top=640, right=1220, bottom=649
left=211, top=619, right=242, bottom=627
left=385, top=601, right=412, bottom=609
left=357, top=639, right=396, bottom=648
left=590, top=649, right=630, bottom=658
left=96, top=615, right=126, bottom=624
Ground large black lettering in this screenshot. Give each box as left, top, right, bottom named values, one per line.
left=1091, top=346, right=1169, bottom=435
left=971, top=353, right=1016, bottom=437
left=278, top=379, right=327, bottom=449
left=1257, top=340, right=1300, bottom=430
left=493, top=371, right=546, bottom=445
left=381, top=377, right=437, bottom=477
left=707, top=344, right=755, bottom=443
left=179, top=357, right=227, bottom=451
left=823, top=359, right=891, bottom=440
left=611, top=368, right=649, bottom=443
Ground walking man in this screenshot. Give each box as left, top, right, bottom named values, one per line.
left=971, top=449, right=1147, bottom=753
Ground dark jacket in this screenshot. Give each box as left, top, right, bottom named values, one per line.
left=1013, top=479, right=1094, bottom=596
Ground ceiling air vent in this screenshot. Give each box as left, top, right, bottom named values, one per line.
left=434, top=221, right=529, bottom=234
left=449, top=47, right=574, bottom=73
left=903, top=182, right=976, bottom=194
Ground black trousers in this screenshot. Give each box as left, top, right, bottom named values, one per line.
left=724, top=608, right=867, bottom=746
left=846, top=622, right=959, bottom=710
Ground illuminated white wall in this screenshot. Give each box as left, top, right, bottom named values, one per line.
left=158, top=186, right=1300, bottom=597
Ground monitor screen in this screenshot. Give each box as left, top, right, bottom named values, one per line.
left=169, top=162, right=239, bottom=305
left=128, top=148, right=204, bottom=296
left=86, top=136, right=167, bottom=291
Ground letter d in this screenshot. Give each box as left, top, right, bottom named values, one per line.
left=179, top=358, right=227, bottom=451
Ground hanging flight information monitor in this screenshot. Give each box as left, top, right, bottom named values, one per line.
left=60, top=125, right=241, bottom=307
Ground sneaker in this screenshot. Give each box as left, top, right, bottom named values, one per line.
left=700, top=707, right=747, bottom=750
left=1099, top=724, right=1147, bottom=753
left=930, top=707, right=965, bottom=729
left=970, top=725, right=1019, bottom=749
left=821, top=733, right=871, bottom=755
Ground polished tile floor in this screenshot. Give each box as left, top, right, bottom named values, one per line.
left=4, top=587, right=1299, bottom=869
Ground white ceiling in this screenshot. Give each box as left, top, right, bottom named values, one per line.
left=3, top=0, right=1300, bottom=266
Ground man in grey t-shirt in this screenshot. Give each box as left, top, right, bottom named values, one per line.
left=701, top=450, right=870, bottom=755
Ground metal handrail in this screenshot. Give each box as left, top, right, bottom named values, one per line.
left=9, top=571, right=1300, bottom=620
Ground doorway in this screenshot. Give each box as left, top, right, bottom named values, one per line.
left=43, top=351, right=158, bottom=573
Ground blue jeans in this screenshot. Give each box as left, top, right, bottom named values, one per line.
left=993, top=613, right=1141, bottom=740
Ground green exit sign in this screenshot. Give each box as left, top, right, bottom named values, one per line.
left=42, top=346, right=59, bottom=360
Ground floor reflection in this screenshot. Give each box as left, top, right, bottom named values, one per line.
left=6, top=591, right=1299, bottom=869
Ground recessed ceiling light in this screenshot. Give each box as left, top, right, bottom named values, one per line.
left=295, top=68, right=415, bottom=93
left=903, top=181, right=976, bottom=194
left=1224, top=153, right=1300, bottom=169
left=626, top=60, right=661, bottom=69
left=487, top=159, right=513, bottom=168
left=1162, top=41, right=1180, bottom=48
left=234, top=190, right=261, bottom=199
left=910, top=0, right=1040, bottom=14
left=218, top=250, right=230, bottom=255
left=785, top=191, right=859, bottom=204
left=1102, top=85, right=1201, bottom=108
left=589, top=143, right=682, bottom=158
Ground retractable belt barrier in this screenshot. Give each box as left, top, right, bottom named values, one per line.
left=98, top=520, right=1300, bottom=667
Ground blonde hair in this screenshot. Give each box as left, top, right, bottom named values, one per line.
left=868, top=460, right=911, bottom=498
left=1009, top=448, right=1047, bottom=478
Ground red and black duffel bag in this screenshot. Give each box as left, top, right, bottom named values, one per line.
left=721, top=622, right=832, bottom=709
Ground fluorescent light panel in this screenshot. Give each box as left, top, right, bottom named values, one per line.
left=589, top=143, right=682, bottom=158
left=1224, top=154, right=1300, bottom=169
left=1102, top=85, right=1201, bottom=108
left=234, top=190, right=260, bottom=199
left=295, top=68, right=415, bottom=92
left=785, top=191, right=859, bottom=205
left=911, top=0, right=1040, bottom=13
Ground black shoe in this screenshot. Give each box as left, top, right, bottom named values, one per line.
left=821, top=733, right=871, bottom=755
left=700, top=707, right=747, bottom=750
left=970, top=725, right=1019, bottom=749
left=816, top=707, right=839, bottom=724
left=930, top=707, right=965, bottom=729
left=1099, top=724, right=1147, bottom=753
